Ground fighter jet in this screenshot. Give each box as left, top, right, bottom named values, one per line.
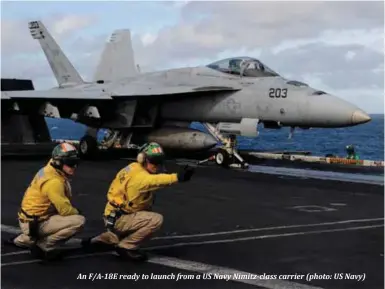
left=1, top=20, right=371, bottom=167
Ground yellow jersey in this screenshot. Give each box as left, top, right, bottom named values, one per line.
left=18, top=160, right=79, bottom=221
left=104, top=162, right=178, bottom=215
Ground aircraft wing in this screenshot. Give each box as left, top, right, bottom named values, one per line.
left=1, top=89, right=112, bottom=119
left=110, top=84, right=241, bottom=98
left=1, top=84, right=240, bottom=121
left=1, top=89, right=112, bottom=100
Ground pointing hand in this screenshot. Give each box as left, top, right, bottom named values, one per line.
left=177, top=165, right=195, bottom=182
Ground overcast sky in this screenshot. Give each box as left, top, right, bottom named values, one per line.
left=1, top=1, right=384, bottom=113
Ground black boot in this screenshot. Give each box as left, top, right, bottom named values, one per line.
left=30, top=244, right=44, bottom=259
left=3, top=237, right=16, bottom=246
left=81, top=237, right=113, bottom=253
left=30, top=245, right=63, bottom=261
left=115, top=247, right=148, bottom=262
left=2, top=236, right=29, bottom=249
left=43, top=249, right=64, bottom=261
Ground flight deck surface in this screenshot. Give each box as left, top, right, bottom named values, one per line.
left=1, top=158, right=384, bottom=289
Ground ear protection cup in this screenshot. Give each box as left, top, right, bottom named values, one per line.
left=137, top=143, right=150, bottom=164
left=51, top=159, right=63, bottom=169
left=137, top=152, right=146, bottom=164
left=137, top=142, right=164, bottom=166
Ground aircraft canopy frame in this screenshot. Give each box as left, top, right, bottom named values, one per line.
left=206, top=56, right=280, bottom=77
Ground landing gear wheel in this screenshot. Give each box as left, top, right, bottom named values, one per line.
left=241, top=162, right=249, bottom=169
left=79, top=135, right=98, bottom=159
left=215, top=149, right=231, bottom=168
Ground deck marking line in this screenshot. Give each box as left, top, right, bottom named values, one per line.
left=145, top=224, right=384, bottom=250
left=2, top=224, right=382, bottom=289
left=154, top=217, right=384, bottom=240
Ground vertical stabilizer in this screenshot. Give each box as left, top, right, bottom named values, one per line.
left=28, top=20, right=84, bottom=87
left=93, top=29, right=138, bottom=82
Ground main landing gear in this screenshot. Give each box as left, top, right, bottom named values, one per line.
left=199, top=123, right=249, bottom=169
left=78, top=128, right=135, bottom=159
left=79, top=128, right=98, bottom=158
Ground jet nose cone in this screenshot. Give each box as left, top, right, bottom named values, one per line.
left=352, top=110, right=371, bottom=124
left=203, top=136, right=217, bottom=149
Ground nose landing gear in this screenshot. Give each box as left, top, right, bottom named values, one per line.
left=199, top=123, right=249, bottom=169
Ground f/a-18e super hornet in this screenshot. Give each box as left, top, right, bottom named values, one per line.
left=1, top=20, right=371, bottom=167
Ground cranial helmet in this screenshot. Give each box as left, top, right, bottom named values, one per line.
left=137, top=142, right=165, bottom=165
left=51, top=142, right=80, bottom=169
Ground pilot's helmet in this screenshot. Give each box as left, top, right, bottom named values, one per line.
left=229, top=59, right=241, bottom=68
left=346, top=145, right=355, bottom=153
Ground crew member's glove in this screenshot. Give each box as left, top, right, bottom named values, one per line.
left=177, top=165, right=195, bottom=182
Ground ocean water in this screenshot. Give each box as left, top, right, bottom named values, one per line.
left=46, top=114, right=384, bottom=161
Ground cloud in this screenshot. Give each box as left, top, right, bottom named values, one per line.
left=1, top=32, right=106, bottom=85
left=52, top=15, right=97, bottom=36
left=1, top=14, right=97, bottom=56
left=1, top=19, right=40, bottom=56
left=182, top=1, right=383, bottom=31
left=271, top=28, right=384, bottom=55
left=129, top=2, right=383, bottom=70
left=140, top=33, right=158, bottom=46
left=162, top=0, right=191, bottom=9
left=1, top=13, right=99, bottom=86
left=130, top=1, right=383, bottom=113
left=345, top=51, right=357, bottom=61
left=260, top=42, right=383, bottom=76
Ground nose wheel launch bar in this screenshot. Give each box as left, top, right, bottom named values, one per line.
left=200, top=123, right=250, bottom=169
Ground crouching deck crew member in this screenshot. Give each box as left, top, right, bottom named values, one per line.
left=82, top=142, right=194, bottom=261
left=12, top=142, right=85, bottom=260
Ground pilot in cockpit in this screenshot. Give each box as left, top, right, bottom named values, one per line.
left=228, top=59, right=265, bottom=76
left=228, top=59, right=242, bottom=74
left=207, top=57, right=278, bottom=77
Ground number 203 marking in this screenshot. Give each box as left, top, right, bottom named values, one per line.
left=269, top=88, right=287, bottom=98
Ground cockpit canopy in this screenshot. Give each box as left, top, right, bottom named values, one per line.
left=206, top=56, right=280, bottom=77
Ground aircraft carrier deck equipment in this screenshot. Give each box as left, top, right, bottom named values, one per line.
left=249, top=152, right=385, bottom=168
